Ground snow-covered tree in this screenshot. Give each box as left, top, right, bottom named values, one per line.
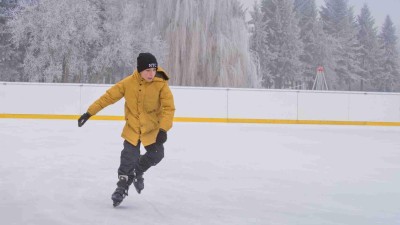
left=258, top=0, right=303, bottom=89
left=320, top=0, right=362, bottom=90
left=294, top=0, right=326, bottom=89
left=91, top=0, right=167, bottom=84
left=145, top=0, right=261, bottom=88
left=0, top=0, right=24, bottom=81
left=9, top=0, right=101, bottom=82
left=375, top=16, right=400, bottom=92
left=249, top=1, right=273, bottom=88
left=7, top=0, right=260, bottom=86
left=356, top=4, right=381, bottom=91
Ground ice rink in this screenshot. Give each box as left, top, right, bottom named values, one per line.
left=1, top=119, right=400, bottom=225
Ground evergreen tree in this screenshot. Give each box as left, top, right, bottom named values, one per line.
left=356, top=4, right=381, bottom=91
left=249, top=1, right=273, bottom=88
left=376, top=16, right=400, bottom=92
left=259, top=0, right=303, bottom=89
left=294, top=0, right=325, bottom=89
left=320, top=0, right=362, bottom=90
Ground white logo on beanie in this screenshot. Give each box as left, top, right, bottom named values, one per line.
left=148, top=63, right=157, bottom=68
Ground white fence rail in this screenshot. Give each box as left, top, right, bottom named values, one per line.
left=1, top=82, right=400, bottom=123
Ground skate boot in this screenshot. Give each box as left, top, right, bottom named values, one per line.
left=133, top=172, right=144, bottom=194
left=111, top=175, right=129, bottom=207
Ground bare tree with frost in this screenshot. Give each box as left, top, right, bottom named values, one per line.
left=0, top=0, right=25, bottom=82
left=144, top=0, right=261, bottom=88
left=91, top=0, right=167, bottom=83
left=8, top=0, right=260, bottom=87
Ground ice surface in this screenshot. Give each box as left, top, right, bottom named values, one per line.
left=1, top=119, right=400, bottom=225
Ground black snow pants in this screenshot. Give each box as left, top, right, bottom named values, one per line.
left=117, top=140, right=164, bottom=181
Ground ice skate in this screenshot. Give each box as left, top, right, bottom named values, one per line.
left=133, top=172, right=144, bottom=194
left=111, top=175, right=129, bottom=207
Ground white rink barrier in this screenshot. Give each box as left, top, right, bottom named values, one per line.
left=1, top=82, right=400, bottom=125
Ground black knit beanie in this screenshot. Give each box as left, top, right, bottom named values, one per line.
left=137, top=53, right=158, bottom=73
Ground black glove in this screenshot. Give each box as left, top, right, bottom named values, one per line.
left=156, top=129, right=167, bottom=144
left=78, top=112, right=91, bottom=127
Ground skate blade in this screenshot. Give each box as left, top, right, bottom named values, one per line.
left=112, top=196, right=123, bottom=207
left=113, top=201, right=122, bottom=207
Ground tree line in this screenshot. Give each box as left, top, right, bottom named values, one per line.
left=0, top=0, right=399, bottom=92
left=0, top=0, right=259, bottom=88
left=250, top=0, right=400, bottom=92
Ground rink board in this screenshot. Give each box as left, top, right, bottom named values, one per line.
left=1, top=82, right=400, bottom=125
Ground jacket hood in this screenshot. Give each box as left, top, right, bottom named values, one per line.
left=155, top=66, right=169, bottom=80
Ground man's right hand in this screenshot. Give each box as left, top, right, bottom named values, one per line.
left=78, top=112, right=91, bottom=127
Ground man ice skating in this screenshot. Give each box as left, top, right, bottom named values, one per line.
left=78, top=53, right=175, bottom=207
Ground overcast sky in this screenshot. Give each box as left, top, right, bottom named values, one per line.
left=240, top=0, right=400, bottom=32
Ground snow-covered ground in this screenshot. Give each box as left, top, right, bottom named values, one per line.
left=1, top=119, right=400, bottom=225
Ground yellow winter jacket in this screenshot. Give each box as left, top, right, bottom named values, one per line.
left=87, top=67, right=175, bottom=146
